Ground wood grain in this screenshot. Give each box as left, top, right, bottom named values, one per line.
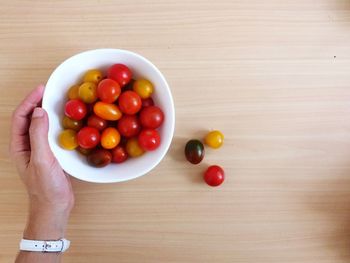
left=2, top=0, right=350, bottom=262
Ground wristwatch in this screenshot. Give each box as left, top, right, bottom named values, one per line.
left=20, top=238, right=70, bottom=252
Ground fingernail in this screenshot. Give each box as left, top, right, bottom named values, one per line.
left=32, top=107, right=44, bottom=118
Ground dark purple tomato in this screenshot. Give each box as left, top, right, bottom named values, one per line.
left=87, top=149, right=112, bottom=167
left=141, top=97, right=154, bottom=107
left=184, top=139, right=205, bottom=164
left=77, top=146, right=92, bottom=156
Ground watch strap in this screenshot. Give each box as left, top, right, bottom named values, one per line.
left=20, top=238, right=70, bottom=252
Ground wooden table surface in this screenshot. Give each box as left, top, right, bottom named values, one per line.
left=1, top=0, right=350, bottom=262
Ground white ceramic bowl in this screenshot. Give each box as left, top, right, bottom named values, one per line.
left=42, top=49, right=175, bottom=183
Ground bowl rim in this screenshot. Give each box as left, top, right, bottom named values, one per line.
left=43, top=48, right=175, bottom=183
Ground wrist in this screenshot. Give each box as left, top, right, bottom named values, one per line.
left=23, top=203, right=71, bottom=240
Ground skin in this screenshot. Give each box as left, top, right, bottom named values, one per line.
left=10, top=85, right=74, bottom=263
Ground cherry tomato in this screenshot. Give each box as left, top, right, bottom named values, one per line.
left=204, top=165, right=225, bottom=187
left=87, top=114, right=107, bottom=131
left=111, top=146, right=128, bottom=163
left=62, top=116, right=83, bottom=131
left=101, top=127, right=121, bottom=149
left=107, top=64, right=132, bottom=87
left=139, top=106, right=164, bottom=129
left=78, top=82, right=98, bottom=103
left=83, top=69, right=103, bottom=84
left=205, top=130, right=224, bottom=149
left=138, top=129, right=161, bottom=151
left=185, top=139, right=205, bottom=164
left=87, top=149, right=112, bottom=167
left=58, top=129, right=78, bottom=150
left=65, top=99, right=87, bottom=120
left=118, top=91, right=142, bottom=115
left=67, top=84, right=80, bottom=99
left=142, top=97, right=154, bottom=107
left=97, top=79, right=121, bottom=103
left=93, top=101, right=122, bottom=121
left=133, top=79, right=154, bottom=99
left=126, top=138, right=144, bottom=157
left=77, top=146, right=92, bottom=156
left=77, top=127, right=100, bottom=149
left=117, top=115, right=141, bottom=138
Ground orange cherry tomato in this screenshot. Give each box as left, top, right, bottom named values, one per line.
left=133, top=79, right=153, bottom=99
left=204, top=130, right=224, bottom=149
left=126, top=138, right=144, bottom=157
left=67, top=84, right=80, bottom=100
left=93, top=101, right=122, bottom=121
left=78, top=82, right=98, bottom=103
left=58, top=129, right=78, bottom=150
left=83, top=69, right=103, bottom=84
left=101, top=127, right=121, bottom=149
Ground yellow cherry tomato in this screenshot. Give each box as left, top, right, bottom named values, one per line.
left=78, top=82, right=98, bottom=103
left=83, top=69, right=103, bottom=84
left=133, top=79, right=154, bottom=99
left=126, top=138, right=144, bottom=157
left=101, top=127, right=121, bottom=149
left=205, top=130, right=224, bottom=149
left=58, top=129, right=78, bottom=150
left=67, top=84, right=80, bottom=99
left=62, top=116, right=83, bottom=131
left=93, top=101, right=122, bottom=121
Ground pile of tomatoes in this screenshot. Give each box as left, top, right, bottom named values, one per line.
left=185, top=130, right=225, bottom=187
left=59, top=63, right=164, bottom=167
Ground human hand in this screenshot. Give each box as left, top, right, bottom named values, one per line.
left=10, top=85, right=74, bottom=240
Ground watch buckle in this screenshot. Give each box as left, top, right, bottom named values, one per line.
left=44, top=241, right=51, bottom=251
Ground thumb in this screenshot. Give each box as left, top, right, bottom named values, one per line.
left=29, top=107, right=54, bottom=162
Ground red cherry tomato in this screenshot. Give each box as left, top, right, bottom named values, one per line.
left=118, top=91, right=142, bottom=115
left=117, top=115, right=141, bottom=138
left=138, top=129, right=160, bottom=151
left=204, top=165, right=225, bottom=187
left=97, top=78, right=121, bottom=103
left=107, top=64, right=132, bottom=87
left=111, top=146, right=128, bottom=163
left=139, top=106, right=164, bottom=129
left=87, top=114, right=107, bottom=131
left=142, top=97, right=154, bottom=107
left=64, top=99, right=87, bottom=120
left=77, top=127, right=100, bottom=149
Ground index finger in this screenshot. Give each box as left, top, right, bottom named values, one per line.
left=10, top=85, right=45, bottom=159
